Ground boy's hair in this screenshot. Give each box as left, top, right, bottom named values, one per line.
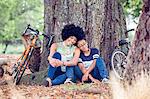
left=61, top=24, right=85, bottom=42
left=0, top=67, right=4, bottom=77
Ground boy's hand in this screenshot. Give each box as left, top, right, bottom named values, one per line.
left=92, top=78, right=100, bottom=84
left=88, top=74, right=100, bottom=84
left=82, top=72, right=89, bottom=82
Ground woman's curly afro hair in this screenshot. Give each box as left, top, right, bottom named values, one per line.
left=61, top=24, right=85, bottom=42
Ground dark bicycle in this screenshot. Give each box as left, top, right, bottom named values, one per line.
left=111, top=29, right=134, bottom=79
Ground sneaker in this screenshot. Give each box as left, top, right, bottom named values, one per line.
left=42, top=77, right=52, bottom=87
left=102, top=78, right=109, bottom=83
left=64, top=78, right=74, bottom=84
left=45, top=77, right=52, bottom=87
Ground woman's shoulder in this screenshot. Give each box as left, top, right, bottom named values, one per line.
left=51, top=42, right=59, bottom=49
left=53, top=42, right=64, bottom=47
left=55, top=42, right=62, bottom=45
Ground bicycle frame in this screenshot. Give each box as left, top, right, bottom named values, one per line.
left=111, top=29, right=135, bottom=79
left=12, top=24, right=54, bottom=85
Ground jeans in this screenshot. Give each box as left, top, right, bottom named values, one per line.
left=47, top=52, right=74, bottom=85
left=74, top=57, right=109, bottom=82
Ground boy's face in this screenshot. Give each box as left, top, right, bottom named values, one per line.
left=77, top=39, right=89, bottom=51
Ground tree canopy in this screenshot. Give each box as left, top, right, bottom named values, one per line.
left=0, top=0, right=142, bottom=43
left=0, top=0, right=44, bottom=43
left=121, top=0, right=142, bottom=19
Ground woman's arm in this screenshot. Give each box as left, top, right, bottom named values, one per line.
left=64, top=47, right=80, bottom=66
left=48, top=43, right=63, bottom=67
left=47, top=43, right=57, bottom=60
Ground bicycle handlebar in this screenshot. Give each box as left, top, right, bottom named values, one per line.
left=22, top=24, right=39, bottom=36
left=43, top=34, right=55, bottom=48
left=23, top=24, right=55, bottom=48
left=125, top=29, right=135, bottom=38
left=125, top=29, right=134, bottom=34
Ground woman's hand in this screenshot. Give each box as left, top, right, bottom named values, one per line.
left=49, top=58, right=63, bottom=67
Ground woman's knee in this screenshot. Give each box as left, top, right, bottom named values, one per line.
left=52, top=52, right=61, bottom=60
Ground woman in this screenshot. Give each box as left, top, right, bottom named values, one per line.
left=75, top=39, right=109, bottom=83
left=43, top=24, right=84, bottom=86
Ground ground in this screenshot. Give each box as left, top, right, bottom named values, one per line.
left=0, top=54, right=112, bottom=99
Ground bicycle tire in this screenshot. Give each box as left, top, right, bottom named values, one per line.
left=13, top=47, right=34, bottom=85
left=12, top=59, right=27, bottom=85
left=14, top=66, right=26, bottom=85
left=13, top=70, right=21, bottom=85
left=12, top=56, right=29, bottom=85
left=111, top=50, right=127, bottom=79
left=13, top=61, right=28, bottom=85
left=13, top=62, right=26, bottom=85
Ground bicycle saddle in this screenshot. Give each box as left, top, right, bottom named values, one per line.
left=119, top=39, right=128, bottom=46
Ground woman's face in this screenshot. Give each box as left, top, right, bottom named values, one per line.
left=65, top=36, right=77, bottom=45
left=77, top=39, right=89, bottom=52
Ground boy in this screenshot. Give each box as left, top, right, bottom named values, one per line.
left=75, top=39, right=109, bottom=83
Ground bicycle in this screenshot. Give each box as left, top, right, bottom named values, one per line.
left=111, top=29, right=134, bottom=79
left=11, top=24, right=55, bottom=85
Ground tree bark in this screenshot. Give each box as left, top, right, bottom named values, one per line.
left=21, top=0, right=126, bottom=85
left=41, top=0, right=126, bottom=70
left=124, top=0, right=150, bottom=83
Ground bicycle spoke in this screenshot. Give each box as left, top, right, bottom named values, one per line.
left=111, top=50, right=127, bottom=79
left=115, top=54, right=121, bottom=62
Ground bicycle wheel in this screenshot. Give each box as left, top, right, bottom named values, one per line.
left=13, top=48, right=34, bottom=85
left=111, top=50, right=127, bottom=79
left=13, top=61, right=29, bottom=85
left=13, top=69, right=21, bottom=85
left=12, top=61, right=26, bottom=85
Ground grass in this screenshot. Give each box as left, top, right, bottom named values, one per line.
left=0, top=43, right=25, bottom=54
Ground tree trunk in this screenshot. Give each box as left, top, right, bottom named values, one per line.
left=124, top=0, right=150, bottom=82
left=41, top=0, right=126, bottom=70
left=81, top=0, right=127, bottom=70
left=21, top=0, right=126, bottom=85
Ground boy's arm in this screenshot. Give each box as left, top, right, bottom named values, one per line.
left=78, top=62, right=97, bottom=82
left=85, top=59, right=96, bottom=74
left=78, top=63, right=87, bottom=74
left=85, top=61, right=101, bottom=83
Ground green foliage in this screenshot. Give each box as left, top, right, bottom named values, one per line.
left=0, top=0, right=44, bottom=43
left=119, top=0, right=142, bottom=18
